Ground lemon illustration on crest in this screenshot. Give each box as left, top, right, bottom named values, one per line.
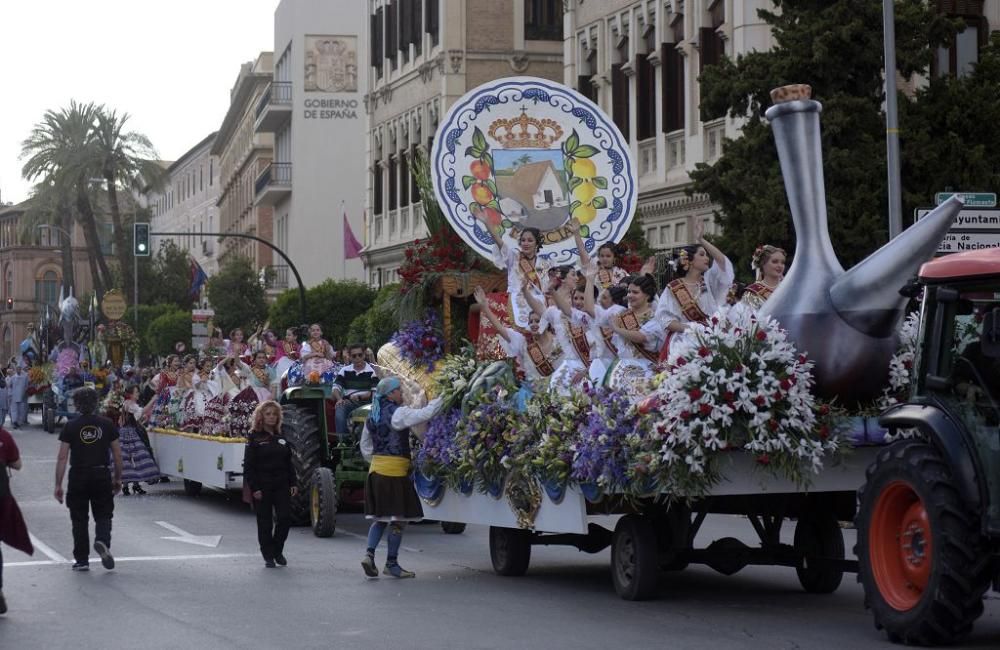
left=571, top=158, right=597, bottom=179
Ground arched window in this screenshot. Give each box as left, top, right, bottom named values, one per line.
left=3, top=265, right=11, bottom=300
left=35, top=270, right=60, bottom=307
left=2, top=326, right=10, bottom=362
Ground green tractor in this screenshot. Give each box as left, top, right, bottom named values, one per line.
left=279, top=383, right=369, bottom=537
left=857, top=248, right=1000, bottom=644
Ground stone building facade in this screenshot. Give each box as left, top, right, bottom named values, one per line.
left=362, top=0, right=564, bottom=286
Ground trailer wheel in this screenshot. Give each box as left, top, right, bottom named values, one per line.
left=183, top=479, right=202, bottom=497
left=441, top=521, right=466, bottom=535
left=857, top=442, right=990, bottom=645
left=282, top=403, right=323, bottom=526
left=794, top=512, right=844, bottom=594
left=310, top=467, right=337, bottom=538
left=43, top=405, right=56, bottom=433
left=612, top=515, right=659, bottom=601
left=489, top=526, right=531, bottom=576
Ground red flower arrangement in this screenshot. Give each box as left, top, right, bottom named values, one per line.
left=397, top=229, right=484, bottom=293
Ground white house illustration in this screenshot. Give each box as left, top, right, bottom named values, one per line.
left=496, top=160, right=569, bottom=212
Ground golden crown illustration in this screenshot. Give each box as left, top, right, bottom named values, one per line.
left=488, top=108, right=564, bottom=149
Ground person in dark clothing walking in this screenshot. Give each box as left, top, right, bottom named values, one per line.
left=243, top=400, right=296, bottom=568
left=54, top=387, right=122, bottom=571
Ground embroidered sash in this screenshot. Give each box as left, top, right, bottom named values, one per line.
left=743, top=282, right=774, bottom=302
left=518, top=255, right=542, bottom=291
left=596, top=268, right=613, bottom=289
left=618, top=310, right=660, bottom=363
left=666, top=279, right=709, bottom=325
left=601, top=326, right=618, bottom=356
left=524, top=337, right=556, bottom=377
left=565, top=318, right=592, bottom=366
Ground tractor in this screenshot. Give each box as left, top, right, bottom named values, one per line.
left=857, top=247, right=1000, bottom=645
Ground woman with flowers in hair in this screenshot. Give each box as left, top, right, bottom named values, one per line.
left=740, top=244, right=787, bottom=312
left=656, top=220, right=734, bottom=342
left=360, top=377, right=443, bottom=579
left=243, top=400, right=296, bottom=568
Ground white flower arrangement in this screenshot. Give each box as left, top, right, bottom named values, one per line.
left=877, top=311, right=920, bottom=411
left=648, top=309, right=841, bottom=493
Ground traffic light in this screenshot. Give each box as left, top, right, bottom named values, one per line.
left=134, top=222, right=150, bottom=256
left=5, top=298, right=12, bottom=310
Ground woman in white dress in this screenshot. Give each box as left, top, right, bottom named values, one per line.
left=581, top=265, right=628, bottom=384
left=739, top=244, right=786, bottom=312
left=656, top=221, right=734, bottom=354
left=473, top=286, right=561, bottom=386
left=525, top=270, right=595, bottom=397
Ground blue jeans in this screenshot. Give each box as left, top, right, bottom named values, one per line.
left=335, top=400, right=364, bottom=434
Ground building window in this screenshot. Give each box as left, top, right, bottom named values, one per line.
left=525, top=0, right=562, bottom=41
left=637, top=27, right=657, bottom=140
left=5, top=266, right=12, bottom=300
left=578, top=46, right=598, bottom=105
left=35, top=270, right=59, bottom=307
left=372, top=7, right=384, bottom=78
left=933, top=8, right=987, bottom=78
left=385, top=1, right=398, bottom=71
left=412, top=0, right=423, bottom=56
left=209, top=160, right=213, bottom=186
left=373, top=160, right=383, bottom=215
left=399, top=150, right=410, bottom=208
left=400, top=0, right=411, bottom=63
left=426, top=0, right=439, bottom=47
left=410, top=144, right=420, bottom=204
left=612, top=37, right=630, bottom=141
left=388, top=155, right=398, bottom=211
left=662, top=18, right=686, bottom=134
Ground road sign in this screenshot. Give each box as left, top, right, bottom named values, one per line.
left=936, top=232, right=1000, bottom=254
left=916, top=207, right=1000, bottom=230
left=934, top=192, right=997, bottom=207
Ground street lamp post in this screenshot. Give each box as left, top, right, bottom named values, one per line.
left=883, top=0, right=903, bottom=240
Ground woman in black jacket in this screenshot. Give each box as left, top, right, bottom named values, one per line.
left=243, top=400, right=297, bottom=568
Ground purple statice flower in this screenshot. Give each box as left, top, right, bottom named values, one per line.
left=416, top=408, right=462, bottom=477
left=391, top=309, right=446, bottom=370
left=570, top=388, right=641, bottom=492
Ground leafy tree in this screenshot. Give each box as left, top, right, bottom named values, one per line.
left=690, top=0, right=955, bottom=280
left=346, top=283, right=400, bottom=350
left=206, top=255, right=267, bottom=334
left=20, top=101, right=114, bottom=295
left=146, top=308, right=192, bottom=357
left=127, top=303, right=177, bottom=357
left=93, top=107, right=165, bottom=301
left=136, top=240, right=198, bottom=309
left=268, top=279, right=376, bottom=349
left=899, top=32, right=1000, bottom=218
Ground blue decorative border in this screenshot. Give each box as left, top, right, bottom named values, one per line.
left=432, top=77, right=637, bottom=266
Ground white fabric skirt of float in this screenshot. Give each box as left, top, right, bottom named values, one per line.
left=549, top=359, right=590, bottom=397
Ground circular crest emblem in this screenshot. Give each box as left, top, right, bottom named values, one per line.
left=431, top=77, right=637, bottom=266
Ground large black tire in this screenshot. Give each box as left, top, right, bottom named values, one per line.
left=857, top=442, right=991, bottom=645
left=440, top=521, right=466, bottom=535
left=612, top=515, right=659, bottom=601
left=183, top=479, right=203, bottom=496
left=489, top=526, right=531, bottom=576
left=281, top=403, right=323, bottom=526
left=794, top=511, right=845, bottom=594
left=310, top=467, right=337, bottom=538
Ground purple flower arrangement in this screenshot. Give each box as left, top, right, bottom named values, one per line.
left=570, top=388, right=645, bottom=495
left=453, top=395, right=516, bottom=495
left=391, top=309, right=446, bottom=371
left=416, top=408, right=462, bottom=479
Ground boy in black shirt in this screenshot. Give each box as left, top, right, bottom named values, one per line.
left=54, top=387, right=123, bottom=571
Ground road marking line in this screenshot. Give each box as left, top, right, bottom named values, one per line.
left=154, top=520, right=223, bottom=547
left=4, top=553, right=255, bottom=568
left=336, top=528, right=421, bottom=554
left=29, top=533, right=69, bottom=563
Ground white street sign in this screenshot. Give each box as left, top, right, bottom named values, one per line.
left=916, top=207, right=1000, bottom=230
left=936, top=232, right=1000, bottom=254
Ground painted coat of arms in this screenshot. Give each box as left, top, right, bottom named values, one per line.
left=432, top=77, right=637, bottom=266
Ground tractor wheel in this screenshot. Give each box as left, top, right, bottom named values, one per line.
left=43, top=405, right=56, bottom=433
left=183, top=479, right=203, bottom=497
left=440, top=521, right=467, bottom=535
left=310, top=467, right=337, bottom=538
left=282, top=403, right=323, bottom=526
left=794, top=511, right=845, bottom=594
left=857, top=442, right=991, bottom=645
left=489, top=526, right=531, bottom=576
left=612, top=515, right=659, bottom=601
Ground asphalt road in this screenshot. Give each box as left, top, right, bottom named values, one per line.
left=2, top=417, right=998, bottom=650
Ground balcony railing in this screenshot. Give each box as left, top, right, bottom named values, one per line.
left=255, top=81, right=292, bottom=120
left=666, top=130, right=686, bottom=170
left=255, top=162, right=292, bottom=195
left=704, top=118, right=726, bottom=162
left=638, top=137, right=657, bottom=177
left=266, top=265, right=289, bottom=290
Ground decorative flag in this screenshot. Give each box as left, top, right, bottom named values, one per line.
left=344, top=209, right=363, bottom=259
left=188, top=258, right=208, bottom=299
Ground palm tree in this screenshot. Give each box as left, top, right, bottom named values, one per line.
left=18, top=180, right=76, bottom=292
left=93, top=107, right=164, bottom=300
left=20, top=101, right=112, bottom=297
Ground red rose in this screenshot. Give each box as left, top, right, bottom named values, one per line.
left=753, top=395, right=767, bottom=407
left=688, top=388, right=703, bottom=401
left=798, top=354, right=808, bottom=365
left=780, top=378, right=792, bottom=391
left=768, top=419, right=779, bottom=432
left=818, top=404, right=830, bottom=416
left=818, top=425, right=830, bottom=440
left=699, top=403, right=713, bottom=416
left=679, top=410, right=691, bottom=421
left=698, top=347, right=711, bottom=358
left=676, top=358, right=687, bottom=367
left=722, top=391, right=735, bottom=402
left=756, top=454, right=771, bottom=465
left=755, top=330, right=767, bottom=341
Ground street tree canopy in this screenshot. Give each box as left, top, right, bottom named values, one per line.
left=268, top=279, right=376, bottom=349
left=691, top=0, right=958, bottom=280
left=206, top=255, right=267, bottom=334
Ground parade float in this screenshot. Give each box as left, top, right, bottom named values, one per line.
left=366, top=76, right=983, bottom=611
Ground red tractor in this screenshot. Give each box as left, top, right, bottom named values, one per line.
left=858, top=247, right=1000, bottom=644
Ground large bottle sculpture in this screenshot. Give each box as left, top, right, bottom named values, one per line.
left=760, top=85, right=963, bottom=403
